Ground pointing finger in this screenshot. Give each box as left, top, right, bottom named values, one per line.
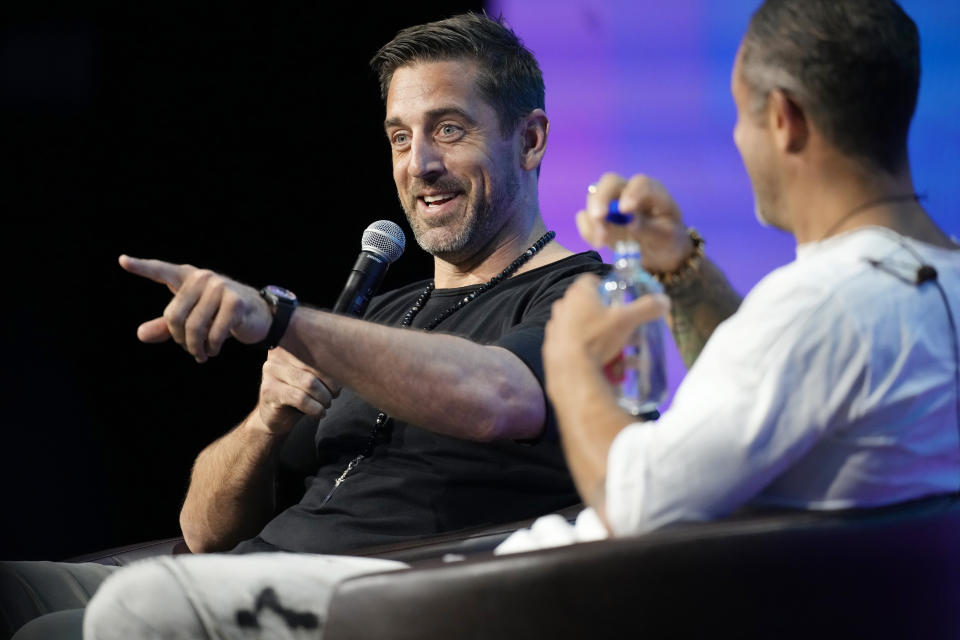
left=119, top=255, right=191, bottom=292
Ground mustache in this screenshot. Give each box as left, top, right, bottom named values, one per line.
left=409, top=177, right=467, bottom=196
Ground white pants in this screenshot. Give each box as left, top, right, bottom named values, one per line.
left=82, top=553, right=407, bottom=639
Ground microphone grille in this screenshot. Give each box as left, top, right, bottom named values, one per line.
left=362, top=220, right=406, bottom=263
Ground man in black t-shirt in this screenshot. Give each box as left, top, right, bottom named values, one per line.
left=156, top=11, right=602, bottom=557
left=1, top=13, right=605, bottom=639
left=235, top=253, right=603, bottom=555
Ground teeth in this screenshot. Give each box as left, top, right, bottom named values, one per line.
left=423, top=194, right=454, bottom=204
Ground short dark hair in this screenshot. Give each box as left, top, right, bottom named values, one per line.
left=740, top=0, right=920, bottom=173
left=370, top=12, right=545, bottom=137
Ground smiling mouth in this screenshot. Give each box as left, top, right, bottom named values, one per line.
left=420, top=193, right=459, bottom=208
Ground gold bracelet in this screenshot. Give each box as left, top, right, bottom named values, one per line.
left=650, top=228, right=705, bottom=289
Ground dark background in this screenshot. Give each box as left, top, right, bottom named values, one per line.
left=2, top=1, right=480, bottom=560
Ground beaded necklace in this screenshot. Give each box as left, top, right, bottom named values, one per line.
left=319, top=230, right=556, bottom=506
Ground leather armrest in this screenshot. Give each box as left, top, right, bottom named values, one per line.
left=66, top=537, right=190, bottom=566
left=324, top=496, right=960, bottom=639
left=352, top=503, right=584, bottom=563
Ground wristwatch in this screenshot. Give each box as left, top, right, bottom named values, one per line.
left=257, top=285, right=298, bottom=349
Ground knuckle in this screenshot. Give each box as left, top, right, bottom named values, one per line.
left=183, top=269, right=204, bottom=287
left=162, top=305, right=183, bottom=326
left=626, top=175, right=651, bottom=194
left=184, top=314, right=206, bottom=333
left=222, top=292, right=242, bottom=313
left=270, top=347, right=292, bottom=364
left=286, top=387, right=308, bottom=408
left=299, top=371, right=319, bottom=390
left=259, top=378, right=278, bottom=400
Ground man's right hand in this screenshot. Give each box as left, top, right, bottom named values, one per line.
left=577, top=173, right=694, bottom=274
left=119, top=255, right=273, bottom=363
left=252, top=347, right=340, bottom=436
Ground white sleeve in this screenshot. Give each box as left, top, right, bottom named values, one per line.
left=605, top=277, right=869, bottom=537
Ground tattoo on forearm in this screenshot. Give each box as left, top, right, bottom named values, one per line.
left=666, top=257, right=741, bottom=368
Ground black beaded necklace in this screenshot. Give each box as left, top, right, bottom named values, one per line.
left=319, top=230, right=556, bottom=506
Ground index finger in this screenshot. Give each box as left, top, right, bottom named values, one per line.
left=585, top=173, right=627, bottom=222
left=119, top=255, right=190, bottom=291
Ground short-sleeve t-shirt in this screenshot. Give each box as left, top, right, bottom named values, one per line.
left=233, top=251, right=606, bottom=554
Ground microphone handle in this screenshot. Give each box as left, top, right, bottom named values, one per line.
left=332, top=251, right=390, bottom=317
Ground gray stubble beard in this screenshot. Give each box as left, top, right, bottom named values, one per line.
left=402, top=168, right=521, bottom=264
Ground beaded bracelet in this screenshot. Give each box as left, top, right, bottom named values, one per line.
left=650, top=228, right=705, bottom=290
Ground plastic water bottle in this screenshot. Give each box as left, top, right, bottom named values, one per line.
left=599, top=240, right=667, bottom=417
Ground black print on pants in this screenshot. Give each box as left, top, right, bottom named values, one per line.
left=235, top=587, right=319, bottom=630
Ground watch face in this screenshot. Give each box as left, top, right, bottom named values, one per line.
left=264, top=285, right=297, bottom=302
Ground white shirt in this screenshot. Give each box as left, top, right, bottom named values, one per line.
left=498, top=227, right=960, bottom=552
left=606, top=227, right=960, bottom=536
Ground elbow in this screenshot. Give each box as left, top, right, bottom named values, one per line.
left=179, top=509, right=220, bottom=554
left=179, top=512, right=206, bottom=553
left=469, top=416, right=506, bottom=442
left=469, top=375, right=545, bottom=442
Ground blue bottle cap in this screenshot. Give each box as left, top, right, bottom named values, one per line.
left=606, top=200, right=634, bottom=225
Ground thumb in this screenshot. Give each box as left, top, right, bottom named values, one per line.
left=593, top=294, right=670, bottom=365
left=137, top=317, right=172, bottom=343
left=629, top=292, right=671, bottom=320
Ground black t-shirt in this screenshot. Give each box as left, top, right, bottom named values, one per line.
left=233, top=251, right=606, bottom=554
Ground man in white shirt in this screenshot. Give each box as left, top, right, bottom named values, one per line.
left=524, top=0, right=960, bottom=549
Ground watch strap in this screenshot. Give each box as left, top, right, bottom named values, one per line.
left=256, top=286, right=298, bottom=349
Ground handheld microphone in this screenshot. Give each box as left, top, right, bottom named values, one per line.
left=333, top=220, right=406, bottom=317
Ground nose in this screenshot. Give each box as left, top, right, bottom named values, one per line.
left=408, top=133, right=444, bottom=181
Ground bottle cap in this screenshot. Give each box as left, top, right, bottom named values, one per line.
left=606, top=200, right=633, bottom=225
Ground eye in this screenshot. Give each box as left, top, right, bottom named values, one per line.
left=437, top=123, right=463, bottom=138
left=390, top=132, right=410, bottom=147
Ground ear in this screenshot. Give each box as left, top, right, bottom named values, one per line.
left=518, top=108, right=549, bottom=172
left=767, top=89, right=808, bottom=154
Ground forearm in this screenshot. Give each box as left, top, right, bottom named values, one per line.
left=547, top=345, right=634, bottom=528
left=666, top=257, right=741, bottom=368
left=280, top=308, right=545, bottom=441
left=179, top=412, right=287, bottom=552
